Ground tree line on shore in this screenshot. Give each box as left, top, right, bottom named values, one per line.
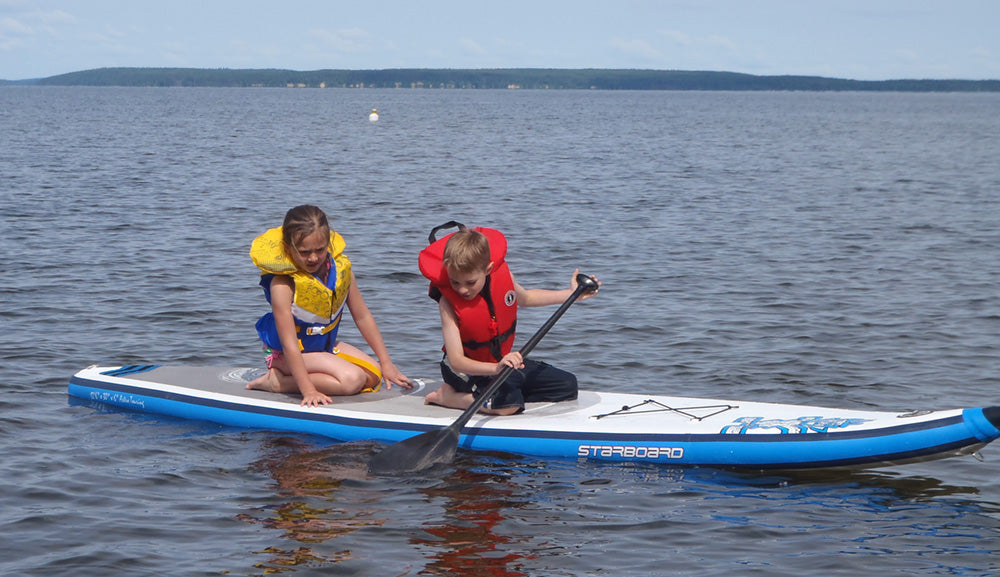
left=4, top=67, right=999, bottom=91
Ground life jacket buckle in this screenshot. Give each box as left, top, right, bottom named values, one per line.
left=304, top=317, right=341, bottom=336
left=305, top=323, right=332, bottom=336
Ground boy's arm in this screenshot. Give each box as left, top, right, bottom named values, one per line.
left=439, top=299, right=510, bottom=376
left=514, top=269, right=599, bottom=307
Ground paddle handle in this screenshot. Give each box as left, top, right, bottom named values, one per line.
left=448, top=273, right=598, bottom=430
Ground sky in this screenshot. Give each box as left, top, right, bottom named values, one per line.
left=2, top=0, right=999, bottom=81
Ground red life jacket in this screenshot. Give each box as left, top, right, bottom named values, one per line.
left=418, top=226, right=518, bottom=362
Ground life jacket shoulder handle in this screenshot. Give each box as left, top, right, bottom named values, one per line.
left=428, top=221, right=467, bottom=244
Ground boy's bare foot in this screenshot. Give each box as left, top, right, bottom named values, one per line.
left=424, top=388, right=443, bottom=406
left=247, top=368, right=283, bottom=392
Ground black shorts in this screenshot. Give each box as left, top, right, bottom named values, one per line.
left=439, top=357, right=578, bottom=413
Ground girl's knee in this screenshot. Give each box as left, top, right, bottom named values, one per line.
left=343, top=363, right=370, bottom=392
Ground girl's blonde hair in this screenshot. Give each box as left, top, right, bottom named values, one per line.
left=282, top=204, right=330, bottom=247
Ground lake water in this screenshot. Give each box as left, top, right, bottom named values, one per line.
left=2, top=86, right=999, bottom=576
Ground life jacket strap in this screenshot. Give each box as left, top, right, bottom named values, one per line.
left=332, top=348, right=384, bottom=393
left=427, top=220, right=467, bottom=243
left=302, top=317, right=342, bottom=336
left=461, top=323, right=517, bottom=361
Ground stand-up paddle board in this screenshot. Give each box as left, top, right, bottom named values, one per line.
left=68, top=365, right=1000, bottom=470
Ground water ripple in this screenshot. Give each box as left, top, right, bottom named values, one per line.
left=2, top=87, right=999, bottom=576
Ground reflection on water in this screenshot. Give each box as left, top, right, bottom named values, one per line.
left=239, top=437, right=382, bottom=573
left=240, top=439, right=541, bottom=576
left=237, top=437, right=1000, bottom=576
left=413, top=465, right=532, bottom=577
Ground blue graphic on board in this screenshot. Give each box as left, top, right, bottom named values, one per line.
left=720, top=416, right=872, bottom=435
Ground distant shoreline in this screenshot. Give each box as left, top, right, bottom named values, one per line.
left=3, top=67, right=999, bottom=91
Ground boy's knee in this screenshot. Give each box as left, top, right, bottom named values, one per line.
left=490, top=406, right=521, bottom=416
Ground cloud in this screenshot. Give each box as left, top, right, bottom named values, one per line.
left=609, top=37, right=662, bottom=60
left=459, top=37, right=486, bottom=55
left=0, top=7, right=73, bottom=34
left=892, top=48, right=920, bottom=62
left=79, top=24, right=134, bottom=58
left=704, top=34, right=738, bottom=52
left=662, top=30, right=692, bottom=46
left=159, top=41, right=191, bottom=66
left=0, top=17, right=28, bottom=50
left=309, top=28, right=372, bottom=54
left=1, top=16, right=32, bottom=35
left=0, top=8, right=74, bottom=53
left=34, top=8, right=74, bottom=27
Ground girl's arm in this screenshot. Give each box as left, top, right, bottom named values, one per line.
left=268, top=276, right=331, bottom=406
left=345, top=272, right=411, bottom=388
left=439, top=298, right=522, bottom=376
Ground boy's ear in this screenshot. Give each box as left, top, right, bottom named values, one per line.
left=486, top=261, right=494, bottom=274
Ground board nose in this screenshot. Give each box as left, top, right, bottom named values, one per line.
left=984, top=407, right=1000, bottom=430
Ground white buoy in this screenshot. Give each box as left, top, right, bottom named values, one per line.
left=369, top=109, right=379, bottom=122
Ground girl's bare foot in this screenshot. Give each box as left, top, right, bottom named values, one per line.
left=247, top=368, right=283, bottom=392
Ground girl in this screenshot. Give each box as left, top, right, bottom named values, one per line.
left=247, top=205, right=410, bottom=406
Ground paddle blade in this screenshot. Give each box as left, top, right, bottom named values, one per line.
left=369, top=426, right=461, bottom=475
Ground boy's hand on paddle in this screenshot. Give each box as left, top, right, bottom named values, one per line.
left=497, top=352, right=524, bottom=372
left=570, top=269, right=600, bottom=301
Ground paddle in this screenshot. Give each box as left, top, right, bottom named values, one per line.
left=369, top=272, right=599, bottom=475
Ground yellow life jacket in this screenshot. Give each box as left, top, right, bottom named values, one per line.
left=250, top=227, right=352, bottom=327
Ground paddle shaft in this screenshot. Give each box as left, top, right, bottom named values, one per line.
left=443, top=273, right=598, bottom=434
left=368, top=272, right=598, bottom=474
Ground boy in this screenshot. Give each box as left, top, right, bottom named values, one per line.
left=418, top=223, right=598, bottom=415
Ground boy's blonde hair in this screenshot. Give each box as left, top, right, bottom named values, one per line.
left=442, top=230, right=491, bottom=273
